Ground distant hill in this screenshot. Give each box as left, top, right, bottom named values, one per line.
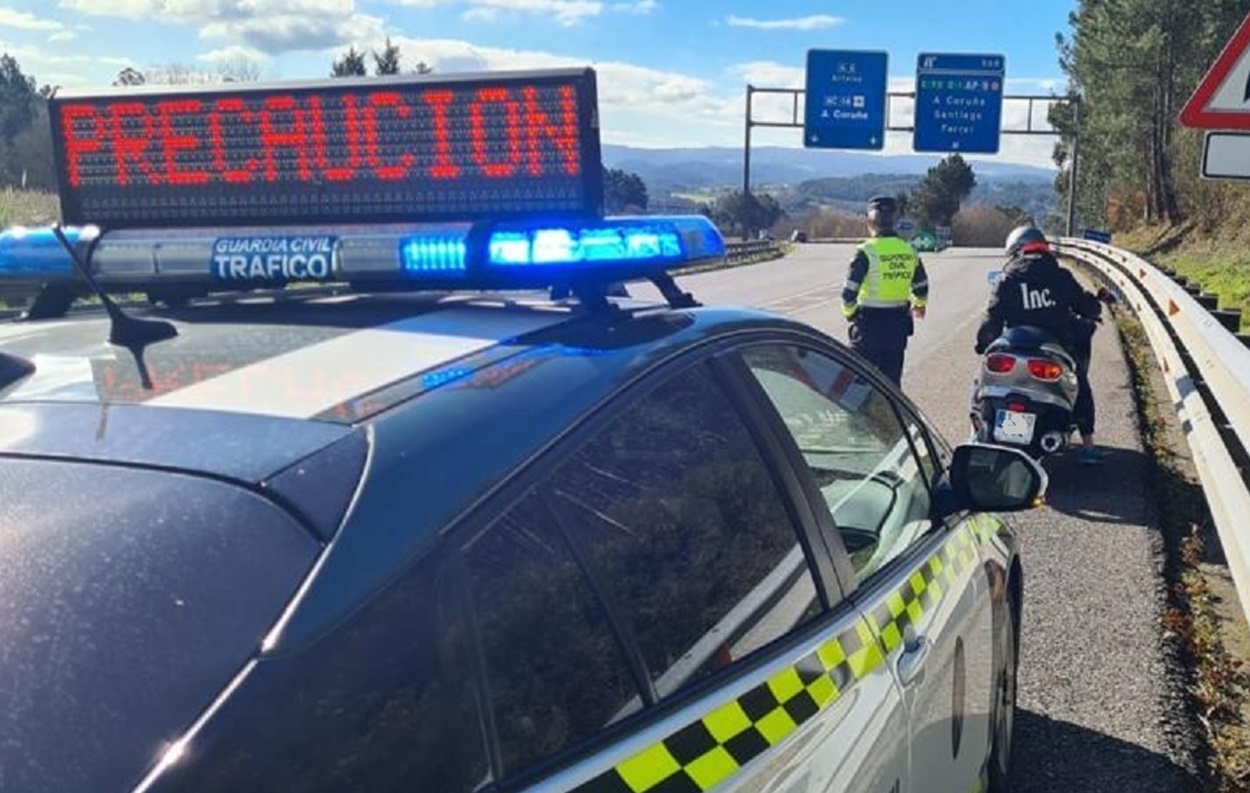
left=601, top=144, right=1057, bottom=196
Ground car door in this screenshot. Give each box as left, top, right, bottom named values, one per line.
left=455, top=356, right=911, bottom=793
left=732, top=339, right=996, bottom=793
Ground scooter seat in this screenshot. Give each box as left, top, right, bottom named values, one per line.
left=988, top=325, right=1077, bottom=370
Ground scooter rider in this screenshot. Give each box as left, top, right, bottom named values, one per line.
left=974, top=225, right=1106, bottom=463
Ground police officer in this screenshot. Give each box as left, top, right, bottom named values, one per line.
left=974, top=225, right=1106, bottom=463
left=841, top=195, right=929, bottom=387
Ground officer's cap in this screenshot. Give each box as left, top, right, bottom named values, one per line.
left=867, top=195, right=897, bottom=213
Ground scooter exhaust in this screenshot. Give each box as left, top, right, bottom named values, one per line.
left=1039, top=432, right=1065, bottom=454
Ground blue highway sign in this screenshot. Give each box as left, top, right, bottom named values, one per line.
left=803, top=49, right=889, bottom=150
left=914, top=53, right=1005, bottom=154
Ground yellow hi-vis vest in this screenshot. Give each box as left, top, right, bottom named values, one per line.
left=851, top=237, right=922, bottom=311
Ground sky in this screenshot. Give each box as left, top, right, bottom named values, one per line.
left=0, top=0, right=1077, bottom=169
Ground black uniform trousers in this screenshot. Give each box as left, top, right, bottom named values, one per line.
left=852, top=344, right=905, bottom=387
left=848, top=306, right=912, bottom=388
left=1068, top=319, right=1096, bottom=436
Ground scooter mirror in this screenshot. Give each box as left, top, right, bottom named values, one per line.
left=987, top=269, right=1002, bottom=286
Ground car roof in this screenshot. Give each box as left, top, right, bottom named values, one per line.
left=0, top=288, right=816, bottom=484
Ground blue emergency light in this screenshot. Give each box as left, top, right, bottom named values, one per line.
left=0, top=215, right=726, bottom=301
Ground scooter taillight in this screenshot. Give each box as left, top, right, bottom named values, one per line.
left=1027, top=359, right=1064, bottom=381
left=985, top=353, right=1015, bottom=373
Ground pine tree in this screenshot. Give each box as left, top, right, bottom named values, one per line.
left=373, top=37, right=401, bottom=75
left=331, top=46, right=368, bottom=77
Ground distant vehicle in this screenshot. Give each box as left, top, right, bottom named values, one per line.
left=1, top=66, right=1046, bottom=793
left=791, top=229, right=809, bottom=243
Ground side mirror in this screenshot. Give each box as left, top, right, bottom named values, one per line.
left=935, top=442, right=1048, bottom=516
left=987, top=269, right=1002, bottom=286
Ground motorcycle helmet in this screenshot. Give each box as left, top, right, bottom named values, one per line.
left=1004, top=225, right=1050, bottom=257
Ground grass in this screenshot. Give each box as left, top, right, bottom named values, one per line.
left=0, top=189, right=59, bottom=227
left=1116, top=224, right=1250, bottom=332
left=1110, top=294, right=1250, bottom=792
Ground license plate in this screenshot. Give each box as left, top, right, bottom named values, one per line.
left=993, top=409, right=1036, bottom=444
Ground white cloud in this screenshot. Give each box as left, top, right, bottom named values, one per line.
left=612, top=0, right=657, bottom=12
left=389, top=0, right=653, bottom=23
left=196, top=44, right=269, bottom=64
left=725, top=14, right=842, bottom=31
left=730, top=60, right=802, bottom=88
left=396, top=36, right=736, bottom=130
left=49, top=30, right=77, bottom=42
left=58, top=0, right=384, bottom=54
left=0, top=8, right=65, bottom=31
left=460, top=0, right=604, bottom=26
left=1005, top=77, right=1066, bottom=95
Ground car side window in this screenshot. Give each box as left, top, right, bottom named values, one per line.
left=740, top=344, right=936, bottom=583
left=461, top=487, right=642, bottom=777
left=547, top=362, right=824, bottom=701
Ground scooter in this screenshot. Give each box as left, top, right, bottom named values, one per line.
left=970, top=270, right=1115, bottom=459
left=970, top=323, right=1083, bottom=459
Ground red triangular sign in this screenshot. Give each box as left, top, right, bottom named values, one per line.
left=1181, top=11, right=1250, bottom=128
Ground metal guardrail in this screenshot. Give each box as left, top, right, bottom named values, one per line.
left=724, top=239, right=784, bottom=263
left=1056, top=237, right=1250, bottom=630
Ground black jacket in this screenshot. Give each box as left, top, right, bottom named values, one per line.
left=975, top=251, right=1102, bottom=353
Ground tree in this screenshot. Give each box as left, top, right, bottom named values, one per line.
left=603, top=167, right=649, bottom=213
left=911, top=154, right=976, bottom=229
left=894, top=191, right=911, bottom=218
left=0, top=54, right=38, bottom=143
left=217, top=57, right=261, bottom=83
left=995, top=205, right=1033, bottom=226
left=706, top=191, right=786, bottom=239
left=1050, top=0, right=1250, bottom=227
left=139, top=63, right=222, bottom=85
left=331, top=46, right=368, bottom=77
left=113, top=67, right=146, bottom=86
left=373, top=37, right=401, bottom=75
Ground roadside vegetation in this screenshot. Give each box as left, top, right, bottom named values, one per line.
left=1100, top=281, right=1250, bottom=792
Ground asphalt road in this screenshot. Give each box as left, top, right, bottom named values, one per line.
left=639, top=244, right=1203, bottom=791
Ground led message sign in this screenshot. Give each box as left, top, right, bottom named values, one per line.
left=48, top=68, right=603, bottom=228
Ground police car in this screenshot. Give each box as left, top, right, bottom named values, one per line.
left=0, top=67, right=1045, bottom=793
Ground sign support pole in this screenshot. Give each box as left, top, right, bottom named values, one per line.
left=743, top=85, right=754, bottom=199
left=1066, top=97, right=1081, bottom=237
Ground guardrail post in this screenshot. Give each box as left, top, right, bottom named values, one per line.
left=1212, top=308, right=1243, bottom=332
left=1197, top=292, right=1220, bottom=310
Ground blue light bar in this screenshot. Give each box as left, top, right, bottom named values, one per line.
left=486, top=216, right=724, bottom=270
left=0, top=214, right=726, bottom=302
left=400, top=231, right=469, bottom=275
left=0, top=226, right=80, bottom=278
